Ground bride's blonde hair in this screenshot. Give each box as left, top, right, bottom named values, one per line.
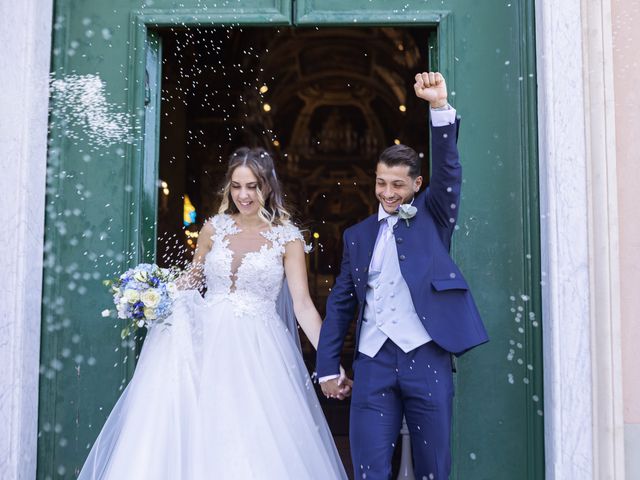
left=218, top=147, right=292, bottom=226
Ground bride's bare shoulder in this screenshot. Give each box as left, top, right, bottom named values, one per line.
left=200, top=216, right=217, bottom=239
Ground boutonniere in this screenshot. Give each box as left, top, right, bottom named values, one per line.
left=397, top=203, right=417, bottom=226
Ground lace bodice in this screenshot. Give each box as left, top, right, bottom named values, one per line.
left=203, top=214, right=308, bottom=316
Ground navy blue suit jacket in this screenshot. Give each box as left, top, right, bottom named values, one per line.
left=316, top=119, right=489, bottom=378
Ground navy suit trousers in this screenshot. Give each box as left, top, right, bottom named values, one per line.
left=350, top=339, right=454, bottom=480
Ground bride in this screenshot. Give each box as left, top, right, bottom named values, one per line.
left=79, top=147, right=351, bottom=479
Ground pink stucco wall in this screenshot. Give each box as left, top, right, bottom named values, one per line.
left=612, top=0, right=640, bottom=423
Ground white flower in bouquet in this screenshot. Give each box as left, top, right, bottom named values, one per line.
left=116, top=303, right=128, bottom=319
left=123, top=289, right=140, bottom=303
left=144, top=307, right=157, bottom=320
left=141, top=289, right=161, bottom=308
left=166, top=282, right=178, bottom=299
left=133, top=270, right=148, bottom=282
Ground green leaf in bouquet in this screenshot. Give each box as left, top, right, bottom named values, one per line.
left=120, top=326, right=131, bottom=339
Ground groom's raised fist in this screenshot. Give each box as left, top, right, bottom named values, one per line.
left=414, top=72, right=448, bottom=108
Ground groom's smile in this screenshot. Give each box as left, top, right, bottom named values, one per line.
left=375, top=162, right=423, bottom=214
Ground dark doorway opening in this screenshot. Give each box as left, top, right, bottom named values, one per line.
left=155, top=26, right=434, bottom=476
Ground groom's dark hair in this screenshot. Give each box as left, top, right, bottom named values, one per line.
left=377, top=144, right=421, bottom=178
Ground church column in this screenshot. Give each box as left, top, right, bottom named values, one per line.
left=0, top=0, right=54, bottom=478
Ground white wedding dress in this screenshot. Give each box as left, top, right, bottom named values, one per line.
left=79, top=214, right=347, bottom=480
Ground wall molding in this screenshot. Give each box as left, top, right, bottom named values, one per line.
left=536, top=0, right=625, bottom=478
left=581, top=0, right=625, bottom=477
left=0, top=0, right=54, bottom=479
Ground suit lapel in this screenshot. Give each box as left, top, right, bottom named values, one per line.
left=359, top=214, right=380, bottom=261
left=353, top=214, right=380, bottom=297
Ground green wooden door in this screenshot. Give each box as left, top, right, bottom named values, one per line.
left=39, top=1, right=542, bottom=478
left=293, top=3, right=543, bottom=478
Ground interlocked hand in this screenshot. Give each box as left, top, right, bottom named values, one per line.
left=320, top=365, right=353, bottom=400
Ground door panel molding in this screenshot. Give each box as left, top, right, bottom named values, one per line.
left=295, top=3, right=443, bottom=26
left=131, top=3, right=292, bottom=27
left=516, top=1, right=545, bottom=478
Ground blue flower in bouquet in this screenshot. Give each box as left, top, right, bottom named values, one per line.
left=132, top=301, right=145, bottom=320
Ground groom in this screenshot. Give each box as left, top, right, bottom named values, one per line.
left=317, top=72, right=489, bottom=479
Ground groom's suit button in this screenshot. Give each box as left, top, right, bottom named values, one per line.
left=396, top=237, right=403, bottom=243
left=399, top=254, right=406, bottom=260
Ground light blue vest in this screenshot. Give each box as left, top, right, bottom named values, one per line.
left=359, top=221, right=432, bottom=358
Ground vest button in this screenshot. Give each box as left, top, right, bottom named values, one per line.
left=399, top=254, right=406, bottom=260
left=391, top=306, right=396, bottom=311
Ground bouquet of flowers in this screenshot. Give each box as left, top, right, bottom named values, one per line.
left=102, top=263, right=181, bottom=338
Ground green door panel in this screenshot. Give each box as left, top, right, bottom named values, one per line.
left=39, top=2, right=293, bottom=478
left=298, top=2, right=544, bottom=478
left=39, top=1, right=542, bottom=479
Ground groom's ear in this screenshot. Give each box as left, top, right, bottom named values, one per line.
left=414, top=175, right=423, bottom=191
